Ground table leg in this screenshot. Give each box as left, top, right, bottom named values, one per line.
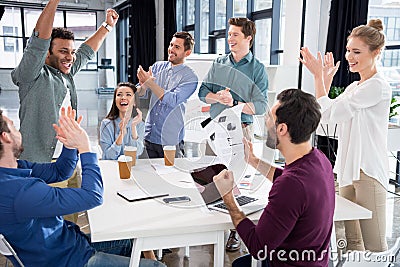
left=184, top=246, right=190, bottom=258
left=251, top=257, right=258, bottom=267
left=130, top=238, right=143, bottom=267
left=331, top=222, right=338, bottom=267
left=157, top=249, right=162, bottom=260
left=396, top=151, right=400, bottom=188
left=213, top=231, right=225, bottom=267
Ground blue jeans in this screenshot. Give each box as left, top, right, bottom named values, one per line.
left=85, top=238, right=165, bottom=267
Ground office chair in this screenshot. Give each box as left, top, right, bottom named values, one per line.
left=340, top=237, right=400, bottom=267
left=0, top=234, right=25, bottom=267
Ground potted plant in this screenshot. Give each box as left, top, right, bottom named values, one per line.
left=389, top=97, right=400, bottom=123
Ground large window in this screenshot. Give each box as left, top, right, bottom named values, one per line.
left=0, top=7, right=23, bottom=68
left=368, top=1, right=400, bottom=96
left=0, top=5, right=97, bottom=70
left=176, top=0, right=284, bottom=64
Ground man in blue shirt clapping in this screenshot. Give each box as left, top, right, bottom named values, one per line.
left=137, top=32, right=198, bottom=158
left=0, top=107, right=165, bottom=267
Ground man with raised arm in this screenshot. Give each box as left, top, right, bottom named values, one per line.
left=11, top=0, right=119, bottom=222
left=12, top=0, right=118, bottom=163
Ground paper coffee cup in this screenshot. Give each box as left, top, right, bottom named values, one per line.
left=124, top=146, right=137, bottom=166
left=118, top=155, right=132, bottom=179
left=163, top=145, right=176, bottom=166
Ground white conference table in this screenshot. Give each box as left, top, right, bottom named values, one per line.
left=87, top=157, right=371, bottom=267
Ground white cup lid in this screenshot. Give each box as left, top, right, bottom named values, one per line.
left=124, top=146, right=137, bottom=151
left=118, top=155, right=132, bottom=162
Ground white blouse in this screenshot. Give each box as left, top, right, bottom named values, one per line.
left=318, top=73, right=391, bottom=188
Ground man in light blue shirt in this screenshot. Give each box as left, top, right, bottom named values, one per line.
left=198, top=17, right=269, bottom=252
left=137, top=32, right=198, bottom=158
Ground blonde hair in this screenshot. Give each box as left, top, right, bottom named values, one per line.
left=348, top=19, right=386, bottom=52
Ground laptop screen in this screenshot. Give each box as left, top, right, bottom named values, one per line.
left=190, top=164, right=227, bottom=186
left=190, top=164, right=241, bottom=205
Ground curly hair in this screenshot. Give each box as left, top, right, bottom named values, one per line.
left=49, top=27, right=75, bottom=54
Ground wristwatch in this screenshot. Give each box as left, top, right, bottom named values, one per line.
left=233, top=99, right=239, bottom=106
left=101, top=22, right=113, bottom=32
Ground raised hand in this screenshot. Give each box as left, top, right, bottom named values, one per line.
left=53, top=107, right=90, bottom=153
left=322, top=52, right=340, bottom=91
left=137, top=65, right=154, bottom=85
left=105, top=8, right=119, bottom=27
left=53, top=106, right=82, bottom=140
left=299, top=47, right=324, bottom=77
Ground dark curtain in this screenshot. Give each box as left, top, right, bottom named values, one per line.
left=0, top=6, right=5, bottom=22
left=326, top=0, right=369, bottom=88
left=320, top=0, right=369, bottom=166
left=131, top=0, right=156, bottom=82
left=164, top=0, right=177, bottom=60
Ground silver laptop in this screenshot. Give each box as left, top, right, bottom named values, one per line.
left=190, top=164, right=266, bottom=216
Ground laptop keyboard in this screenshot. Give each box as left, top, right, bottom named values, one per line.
left=213, top=195, right=258, bottom=210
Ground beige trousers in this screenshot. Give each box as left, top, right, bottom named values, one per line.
left=49, top=165, right=82, bottom=223
left=339, top=170, right=388, bottom=252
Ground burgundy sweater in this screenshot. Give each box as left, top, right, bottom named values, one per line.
left=237, top=148, right=335, bottom=267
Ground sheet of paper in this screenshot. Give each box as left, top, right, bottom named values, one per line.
left=202, top=104, right=246, bottom=175
left=151, top=163, right=180, bottom=175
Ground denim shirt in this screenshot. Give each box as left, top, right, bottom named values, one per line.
left=11, top=32, right=95, bottom=162
left=0, top=148, right=103, bottom=267
left=144, top=61, right=198, bottom=145
left=100, top=118, right=145, bottom=160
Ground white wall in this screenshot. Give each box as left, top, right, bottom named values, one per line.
left=155, top=0, right=164, bottom=61
left=301, top=0, right=331, bottom=95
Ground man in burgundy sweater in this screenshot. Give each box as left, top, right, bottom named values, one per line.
left=214, top=88, right=335, bottom=267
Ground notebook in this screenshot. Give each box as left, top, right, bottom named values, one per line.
left=117, top=188, right=169, bottom=202
left=190, top=164, right=266, bottom=215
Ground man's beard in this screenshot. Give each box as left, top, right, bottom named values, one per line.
left=13, top=143, right=24, bottom=159
left=265, top=127, right=279, bottom=150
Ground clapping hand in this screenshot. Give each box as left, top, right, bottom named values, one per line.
left=322, top=52, right=340, bottom=91
left=137, top=65, right=154, bottom=86
left=299, top=47, right=324, bottom=77
left=131, top=108, right=142, bottom=127
left=217, top=88, right=234, bottom=106
left=299, top=47, right=340, bottom=94
left=53, top=107, right=90, bottom=153
left=53, top=106, right=82, bottom=140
